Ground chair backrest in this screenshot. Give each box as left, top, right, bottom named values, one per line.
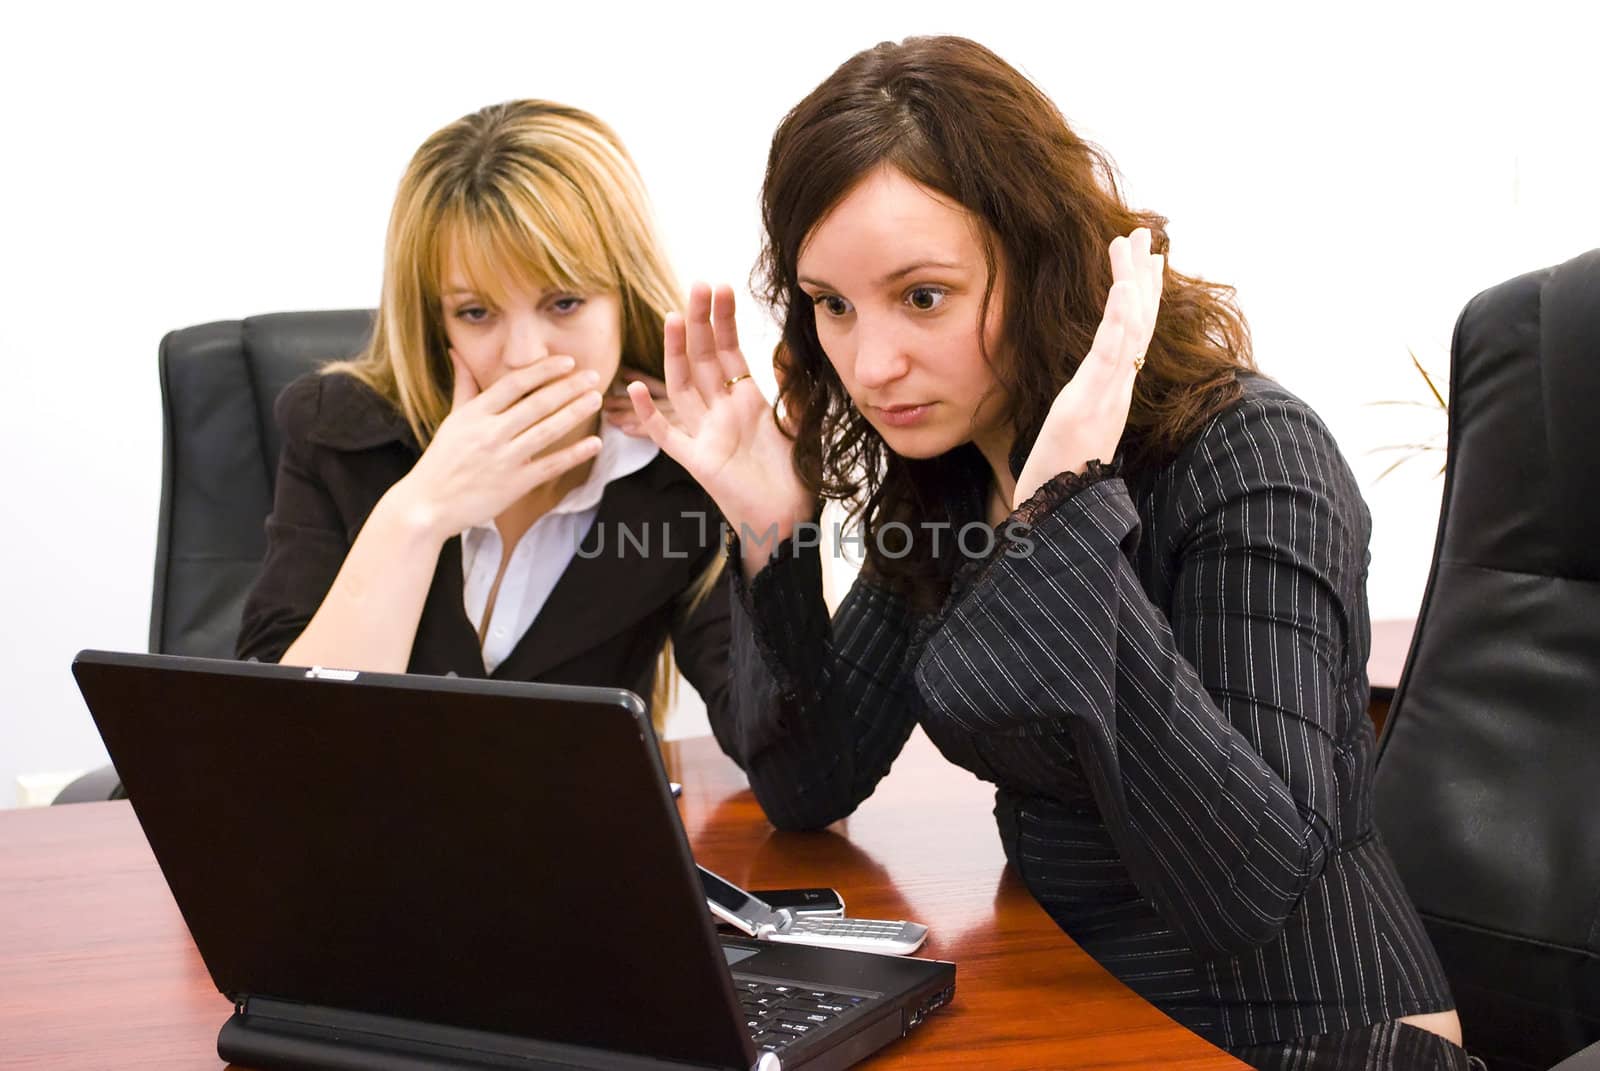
left=149, top=310, right=375, bottom=658
left=1374, top=249, right=1600, bottom=1071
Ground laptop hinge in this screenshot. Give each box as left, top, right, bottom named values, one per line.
left=221, top=994, right=747, bottom=1071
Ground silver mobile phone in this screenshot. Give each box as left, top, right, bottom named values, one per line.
left=698, top=865, right=927, bottom=956
left=750, top=887, right=845, bottom=918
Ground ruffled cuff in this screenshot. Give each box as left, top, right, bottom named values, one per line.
left=1010, top=458, right=1122, bottom=528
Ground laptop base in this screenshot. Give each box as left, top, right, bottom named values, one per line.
left=219, top=995, right=764, bottom=1071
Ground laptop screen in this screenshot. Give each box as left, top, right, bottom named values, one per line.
left=72, top=652, right=755, bottom=1070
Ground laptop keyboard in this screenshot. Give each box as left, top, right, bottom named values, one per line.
left=733, top=978, right=869, bottom=1055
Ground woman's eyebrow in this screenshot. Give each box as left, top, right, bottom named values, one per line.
left=798, top=259, right=964, bottom=291
left=876, top=259, right=962, bottom=285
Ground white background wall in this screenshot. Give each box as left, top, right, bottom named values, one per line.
left=2, top=1, right=1596, bottom=807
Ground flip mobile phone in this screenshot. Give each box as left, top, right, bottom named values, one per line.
left=749, top=887, right=845, bottom=918
left=698, top=865, right=927, bottom=956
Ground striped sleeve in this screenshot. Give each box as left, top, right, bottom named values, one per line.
left=919, top=397, right=1356, bottom=960
left=707, top=538, right=924, bottom=832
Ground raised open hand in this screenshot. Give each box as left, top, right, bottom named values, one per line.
left=1012, top=227, right=1164, bottom=509
left=627, top=283, right=812, bottom=572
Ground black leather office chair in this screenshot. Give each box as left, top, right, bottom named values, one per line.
left=54, top=311, right=375, bottom=803
left=1374, top=249, right=1600, bottom=1071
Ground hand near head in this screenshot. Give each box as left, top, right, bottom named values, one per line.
left=389, top=351, right=604, bottom=539
left=1012, top=228, right=1164, bottom=509
left=626, top=283, right=813, bottom=570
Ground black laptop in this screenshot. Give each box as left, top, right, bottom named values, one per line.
left=70, top=650, right=955, bottom=1071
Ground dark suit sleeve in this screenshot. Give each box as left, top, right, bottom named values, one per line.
left=235, top=379, right=353, bottom=664
left=707, top=537, right=926, bottom=832
left=921, top=397, right=1361, bottom=959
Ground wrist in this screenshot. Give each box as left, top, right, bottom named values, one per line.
left=1011, top=458, right=1121, bottom=525
left=375, top=478, right=454, bottom=547
left=1013, top=455, right=1089, bottom=511
left=726, top=506, right=818, bottom=584
left=1012, top=472, right=1049, bottom=512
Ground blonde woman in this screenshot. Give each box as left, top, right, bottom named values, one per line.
left=237, top=100, right=729, bottom=733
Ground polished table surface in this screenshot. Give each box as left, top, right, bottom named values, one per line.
left=0, top=729, right=1244, bottom=1069
left=1366, top=618, right=1418, bottom=735
left=1368, top=618, right=1417, bottom=696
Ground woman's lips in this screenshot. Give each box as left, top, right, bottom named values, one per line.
left=872, top=403, right=933, bottom=428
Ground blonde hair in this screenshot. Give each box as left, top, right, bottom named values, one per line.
left=334, top=99, right=679, bottom=444
left=330, top=99, right=718, bottom=731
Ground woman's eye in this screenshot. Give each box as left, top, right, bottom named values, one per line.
left=551, top=296, right=585, bottom=314
left=906, top=286, right=946, bottom=311
left=813, top=294, right=852, bottom=318
left=455, top=305, right=490, bottom=323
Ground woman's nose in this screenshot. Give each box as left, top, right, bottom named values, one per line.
left=851, top=319, right=910, bottom=391
left=503, top=315, right=551, bottom=367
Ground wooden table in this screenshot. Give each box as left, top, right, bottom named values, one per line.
left=0, top=729, right=1244, bottom=1070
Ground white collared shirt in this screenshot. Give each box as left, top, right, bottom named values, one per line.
left=460, top=423, right=659, bottom=673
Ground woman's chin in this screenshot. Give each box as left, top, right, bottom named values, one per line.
left=872, top=422, right=962, bottom=460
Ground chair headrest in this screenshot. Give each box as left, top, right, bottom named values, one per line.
left=1540, top=248, right=1600, bottom=565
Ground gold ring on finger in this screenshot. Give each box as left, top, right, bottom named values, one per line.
left=723, top=373, right=753, bottom=390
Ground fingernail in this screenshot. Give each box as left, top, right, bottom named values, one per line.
left=583, top=370, right=599, bottom=385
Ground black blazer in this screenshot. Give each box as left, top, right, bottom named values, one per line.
left=715, top=375, right=1455, bottom=1057
left=237, top=371, right=732, bottom=724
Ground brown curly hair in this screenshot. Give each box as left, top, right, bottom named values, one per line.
left=757, top=36, right=1255, bottom=607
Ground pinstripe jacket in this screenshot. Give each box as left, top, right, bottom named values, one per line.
left=711, top=374, right=1454, bottom=1052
